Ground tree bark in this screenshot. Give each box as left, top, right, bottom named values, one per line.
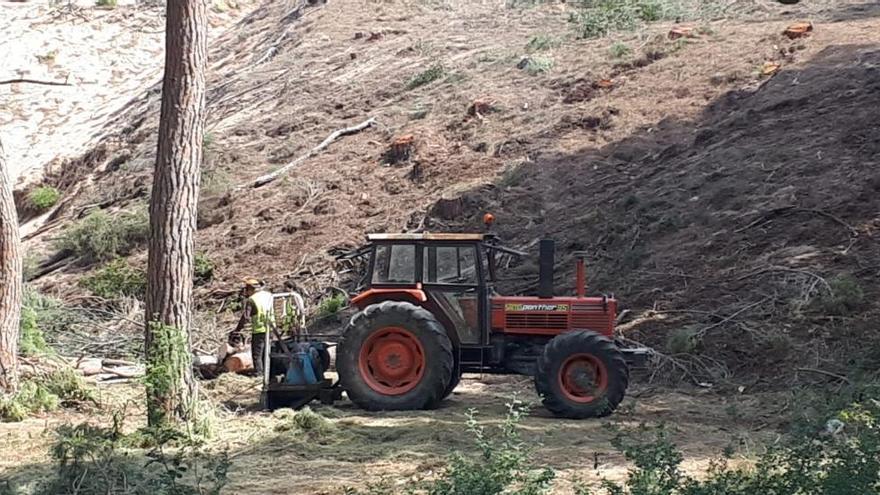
left=145, top=0, right=207, bottom=426
left=0, top=138, right=22, bottom=393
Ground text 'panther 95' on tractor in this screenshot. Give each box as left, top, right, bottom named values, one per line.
left=332, top=216, right=651, bottom=418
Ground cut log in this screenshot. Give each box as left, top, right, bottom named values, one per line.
left=101, top=365, right=144, bottom=378
left=224, top=350, right=253, bottom=373
left=77, top=358, right=104, bottom=376
left=193, top=354, right=219, bottom=367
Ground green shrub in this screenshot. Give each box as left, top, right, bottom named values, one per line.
left=590, top=399, right=880, bottom=494
left=0, top=368, right=97, bottom=422
left=57, top=209, right=149, bottom=263
left=28, top=186, right=61, bottom=210
left=0, top=381, right=59, bottom=421
left=194, top=252, right=215, bottom=285
left=665, top=326, right=698, bottom=354
left=19, top=302, right=49, bottom=356
left=19, top=288, right=78, bottom=355
left=812, top=274, right=866, bottom=316
left=80, top=258, right=147, bottom=299
left=407, top=64, right=446, bottom=89
left=318, top=293, right=346, bottom=316
left=44, top=367, right=98, bottom=407
left=95, top=0, right=117, bottom=7
left=609, top=41, right=632, bottom=58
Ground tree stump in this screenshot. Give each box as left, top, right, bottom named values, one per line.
left=384, top=135, right=415, bottom=164
left=783, top=22, right=813, bottom=39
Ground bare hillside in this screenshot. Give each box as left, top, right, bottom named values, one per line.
left=6, top=0, right=875, bottom=374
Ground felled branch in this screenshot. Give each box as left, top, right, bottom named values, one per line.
left=0, top=76, right=71, bottom=86
left=247, top=117, right=376, bottom=188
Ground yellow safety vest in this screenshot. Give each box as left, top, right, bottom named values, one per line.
left=249, top=290, right=275, bottom=335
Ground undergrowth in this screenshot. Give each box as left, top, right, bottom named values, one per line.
left=194, top=251, right=215, bottom=285
left=408, top=64, right=446, bottom=89
left=80, top=258, right=147, bottom=300
left=28, top=186, right=61, bottom=211
left=570, top=0, right=727, bottom=39
left=345, top=400, right=554, bottom=495
left=57, top=209, right=149, bottom=263
left=317, top=293, right=346, bottom=316
left=0, top=368, right=96, bottom=422
left=22, top=409, right=230, bottom=495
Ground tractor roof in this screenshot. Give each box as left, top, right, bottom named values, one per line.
left=366, top=233, right=488, bottom=242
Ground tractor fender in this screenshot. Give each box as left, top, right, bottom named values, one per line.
left=351, top=288, right=427, bottom=309
left=350, top=289, right=461, bottom=349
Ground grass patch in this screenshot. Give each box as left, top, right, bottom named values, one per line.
left=95, top=0, right=117, bottom=7
left=80, top=258, right=147, bottom=300
left=273, top=407, right=337, bottom=437
left=407, top=64, right=446, bottom=89
left=56, top=209, right=149, bottom=263
left=570, top=0, right=680, bottom=39
left=28, top=186, right=61, bottom=210
left=525, top=34, right=559, bottom=52
left=519, top=56, right=554, bottom=75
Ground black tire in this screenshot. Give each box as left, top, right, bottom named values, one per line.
left=337, top=301, right=453, bottom=410
left=442, top=371, right=461, bottom=399
left=535, top=331, right=628, bottom=419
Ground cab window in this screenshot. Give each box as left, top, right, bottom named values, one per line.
left=372, top=244, right=416, bottom=284
left=423, top=246, right=477, bottom=285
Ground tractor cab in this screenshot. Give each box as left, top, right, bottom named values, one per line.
left=352, top=233, right=497, bottom=347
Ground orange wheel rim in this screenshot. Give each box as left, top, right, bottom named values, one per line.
left=358, top=327, right=425, bottom=395
left=558, top=353, right=608, bottom=403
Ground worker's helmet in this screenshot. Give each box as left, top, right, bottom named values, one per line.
left=242, top=277, right=262, bottom=289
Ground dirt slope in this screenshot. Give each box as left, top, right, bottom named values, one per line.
left=432, top=43, right=880, bottom=385
left=19, top=0, right=880, bottom=379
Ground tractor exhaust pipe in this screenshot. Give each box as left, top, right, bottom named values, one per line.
left=538, top=239, right=555, bottom=299
left=574, top=251, right=587, bottom=298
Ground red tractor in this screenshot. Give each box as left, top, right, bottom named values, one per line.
left=335, top=229, right=649, bottom=418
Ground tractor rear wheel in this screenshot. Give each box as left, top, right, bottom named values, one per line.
left=535, top=331, right=628, bottom=419
left=338, top=301, right=454, bottom=410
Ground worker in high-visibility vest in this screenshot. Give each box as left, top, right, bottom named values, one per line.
left=229, top=278, right=275, bottom=375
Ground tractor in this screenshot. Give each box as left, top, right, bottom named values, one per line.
left=334, top=224, right=650, bottom=418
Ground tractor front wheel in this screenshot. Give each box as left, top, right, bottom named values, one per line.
left=535, top=331, right=628, bottom=419
left=338, top=301, right=454, bottom=410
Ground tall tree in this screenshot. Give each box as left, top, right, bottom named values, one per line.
left=0, top=138, right=22, bottom=393
left=145, top=0, right=208, bottom=427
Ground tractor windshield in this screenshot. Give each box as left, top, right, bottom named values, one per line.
left=372, top=244, right=416, bottom=284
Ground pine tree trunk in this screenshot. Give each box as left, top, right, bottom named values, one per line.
left=145, top=0, right=207, bottom=427
left=0, top=138, right=22, bottom=393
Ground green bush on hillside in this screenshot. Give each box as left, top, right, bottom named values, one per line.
left=57, top=209, right=149, bottom=263
left=28, top=186, right=61, bottom=210
left=80, top=258, right=147, bottom=300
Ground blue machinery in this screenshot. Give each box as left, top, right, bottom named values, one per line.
left=259, top=293, right=342, bottom=410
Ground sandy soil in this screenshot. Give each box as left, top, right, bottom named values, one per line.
left=0, top=374, right=785, bottom=494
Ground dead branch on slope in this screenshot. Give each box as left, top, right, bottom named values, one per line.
left=245, top=117, right=376, bottom=188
